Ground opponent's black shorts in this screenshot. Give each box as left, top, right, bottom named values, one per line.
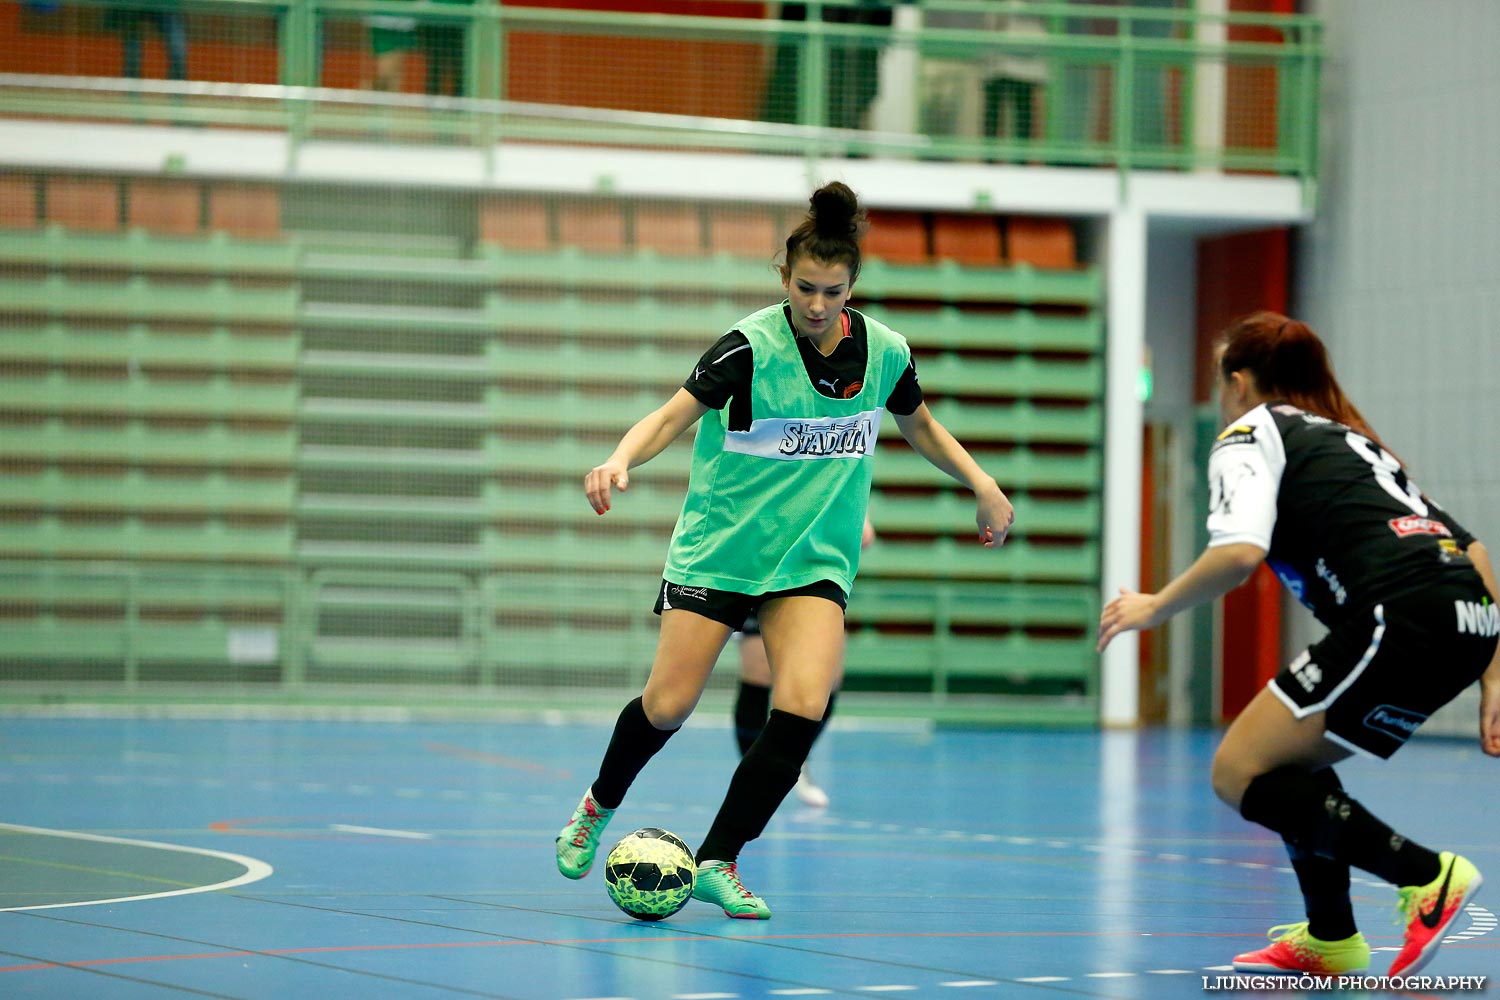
left=652, top=579, right=847, bottom=631
left=1269, top=580, right=1498, bottom=759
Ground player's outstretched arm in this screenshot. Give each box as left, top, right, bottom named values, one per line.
left=1463, top=540, right=1500, bottom=756
left=586, top=389, right=708, bottom=515
left=1097, top=542, right=1265, bottom=653
left=893, top=403, right=1014, bottom=547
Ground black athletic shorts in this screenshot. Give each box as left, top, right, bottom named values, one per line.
left=652, top=579, right=847, bottom=631
left=1269, top=579, right=1498, bottom=759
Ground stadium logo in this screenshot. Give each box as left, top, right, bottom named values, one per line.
left=723, top=410, right=883, bottom=461
left=779, top=420, right=872, bottom=457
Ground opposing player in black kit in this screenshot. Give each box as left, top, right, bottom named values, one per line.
left=1098, top=313, right=1500, bottom=977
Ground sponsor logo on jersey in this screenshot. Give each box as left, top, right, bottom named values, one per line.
left=668, top=585, right=710, bottom=602
left=1387, top=515, right=1453, bottom=538
left=841, top=381, right=863, bottom=399
left=1363, top=703, right=1427, bottom=741
left=1438, top=538, right=1470, bottom=565
left=1455, top=599, right=1500, bottom=637
left=1214, top=423, right=1257, bottom=447
left=780, top=420, right=872, bottom=456
left=1271, top=404, right=1303, bottom=416
left=1209, top=461, right=1256, bottom=515
left=1315, top=557, right=1348, bottom=606
left=723, top=410, right=883, bottom=461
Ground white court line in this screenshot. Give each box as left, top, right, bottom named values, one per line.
left=940, top=983, right=999, bottom=988
left=0, top=821, right=273, bottom=912
left=329, top=824, right=434, bottom=840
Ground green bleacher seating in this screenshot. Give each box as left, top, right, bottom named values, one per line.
left=2, top=217, right=1103, bottom=707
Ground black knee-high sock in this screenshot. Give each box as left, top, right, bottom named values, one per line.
left=1288, top=840, right=1357, bottom=941
left=1240, top=765, right=1441, bottom=889
left=590, top=697, right=679, bottom=810
left=814, top=692, right=837, bottom=746
left=733, top=680, right=771, bottom=756
left=734, top=687, right=838, bottom=759
left=1281, top=768, right=1356, bottom=941
left=698, top=709, right=821, bottom=864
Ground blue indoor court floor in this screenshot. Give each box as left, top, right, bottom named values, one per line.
left=1, top=713, right=1495, bottom=999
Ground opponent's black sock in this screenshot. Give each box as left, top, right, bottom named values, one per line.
left=697, top=709, right=821, bottom=864
left=589, top=697, right=678, bottom=810
left=1240, top=765, right=1441, bottom=889
left=1274, top=768, right=1358, bottom=941
left=733, top=680, right=771, bottom=756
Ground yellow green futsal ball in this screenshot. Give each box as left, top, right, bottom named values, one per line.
left=603, top=827, right=696, bottom=921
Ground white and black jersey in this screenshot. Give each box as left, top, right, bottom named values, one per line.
left=683, top=305, right=923, bottom=431
left=1206, top=402, right=1478, bottom=629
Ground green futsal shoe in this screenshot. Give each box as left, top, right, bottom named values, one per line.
left=555, top=788, right=615, bottom=880
left=691, top=860, right=771, bottom=919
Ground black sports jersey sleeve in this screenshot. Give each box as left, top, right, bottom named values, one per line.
left=683, top=331, right=752, bottom=410
left=886, top=356, right=923, bottom=416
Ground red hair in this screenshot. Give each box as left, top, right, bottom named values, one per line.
left=1218, top=312, right=1388, bottom=452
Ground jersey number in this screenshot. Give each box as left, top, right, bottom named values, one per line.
left=1345, top=432, right=1427, bottom=516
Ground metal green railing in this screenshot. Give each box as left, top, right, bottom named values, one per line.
left=0, top=0, right=1322, bottom=180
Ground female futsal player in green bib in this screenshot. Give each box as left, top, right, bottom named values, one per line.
left=556, top=181, right=1014, bottom=918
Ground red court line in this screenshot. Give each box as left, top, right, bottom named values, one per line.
left=0, top=929, right=1285, bottom=975
left=423, top=741, right=571, bottom=778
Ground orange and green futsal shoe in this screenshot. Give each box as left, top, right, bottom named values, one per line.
left=555, top=788, right=615, bottom=880
left=691, top=860, right=771, bottom=919
left=1388, top=851, right=1482, bottom=976
left=1232, top=923, right=1371, bottom=974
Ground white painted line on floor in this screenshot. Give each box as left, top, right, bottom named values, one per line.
left=0, top=822, right=274, bottom=912
left=1015, top=977, right=1068, bottom=983
left=857, top=987, right=918, bottom=993
left=767, top=990, right=832, bottom=996
left=1203, top=965, right=1235, bottom=971
left=940, top=982, right=999, bottom=988
left=1086, top=972, right=1135, bottom=978
left=1148, top=969, right=1196, bottom=974
left=329, top=824, right=434, bottom=840
left=672, top=993, right=738, bottom=999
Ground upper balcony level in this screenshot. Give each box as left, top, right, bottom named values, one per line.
left=1, top=0, right=1322, bottom=191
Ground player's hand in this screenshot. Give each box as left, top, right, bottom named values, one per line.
left=976, top=486, right=1014, bottom=548
left=585, top=460, right=629, bottom=515
left=1097, top=587, right=1162, bottom=652
left=1480, top=667, right=1500, bottom=757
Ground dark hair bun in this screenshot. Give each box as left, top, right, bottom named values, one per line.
left=809, top=181, right=861, bottom=239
